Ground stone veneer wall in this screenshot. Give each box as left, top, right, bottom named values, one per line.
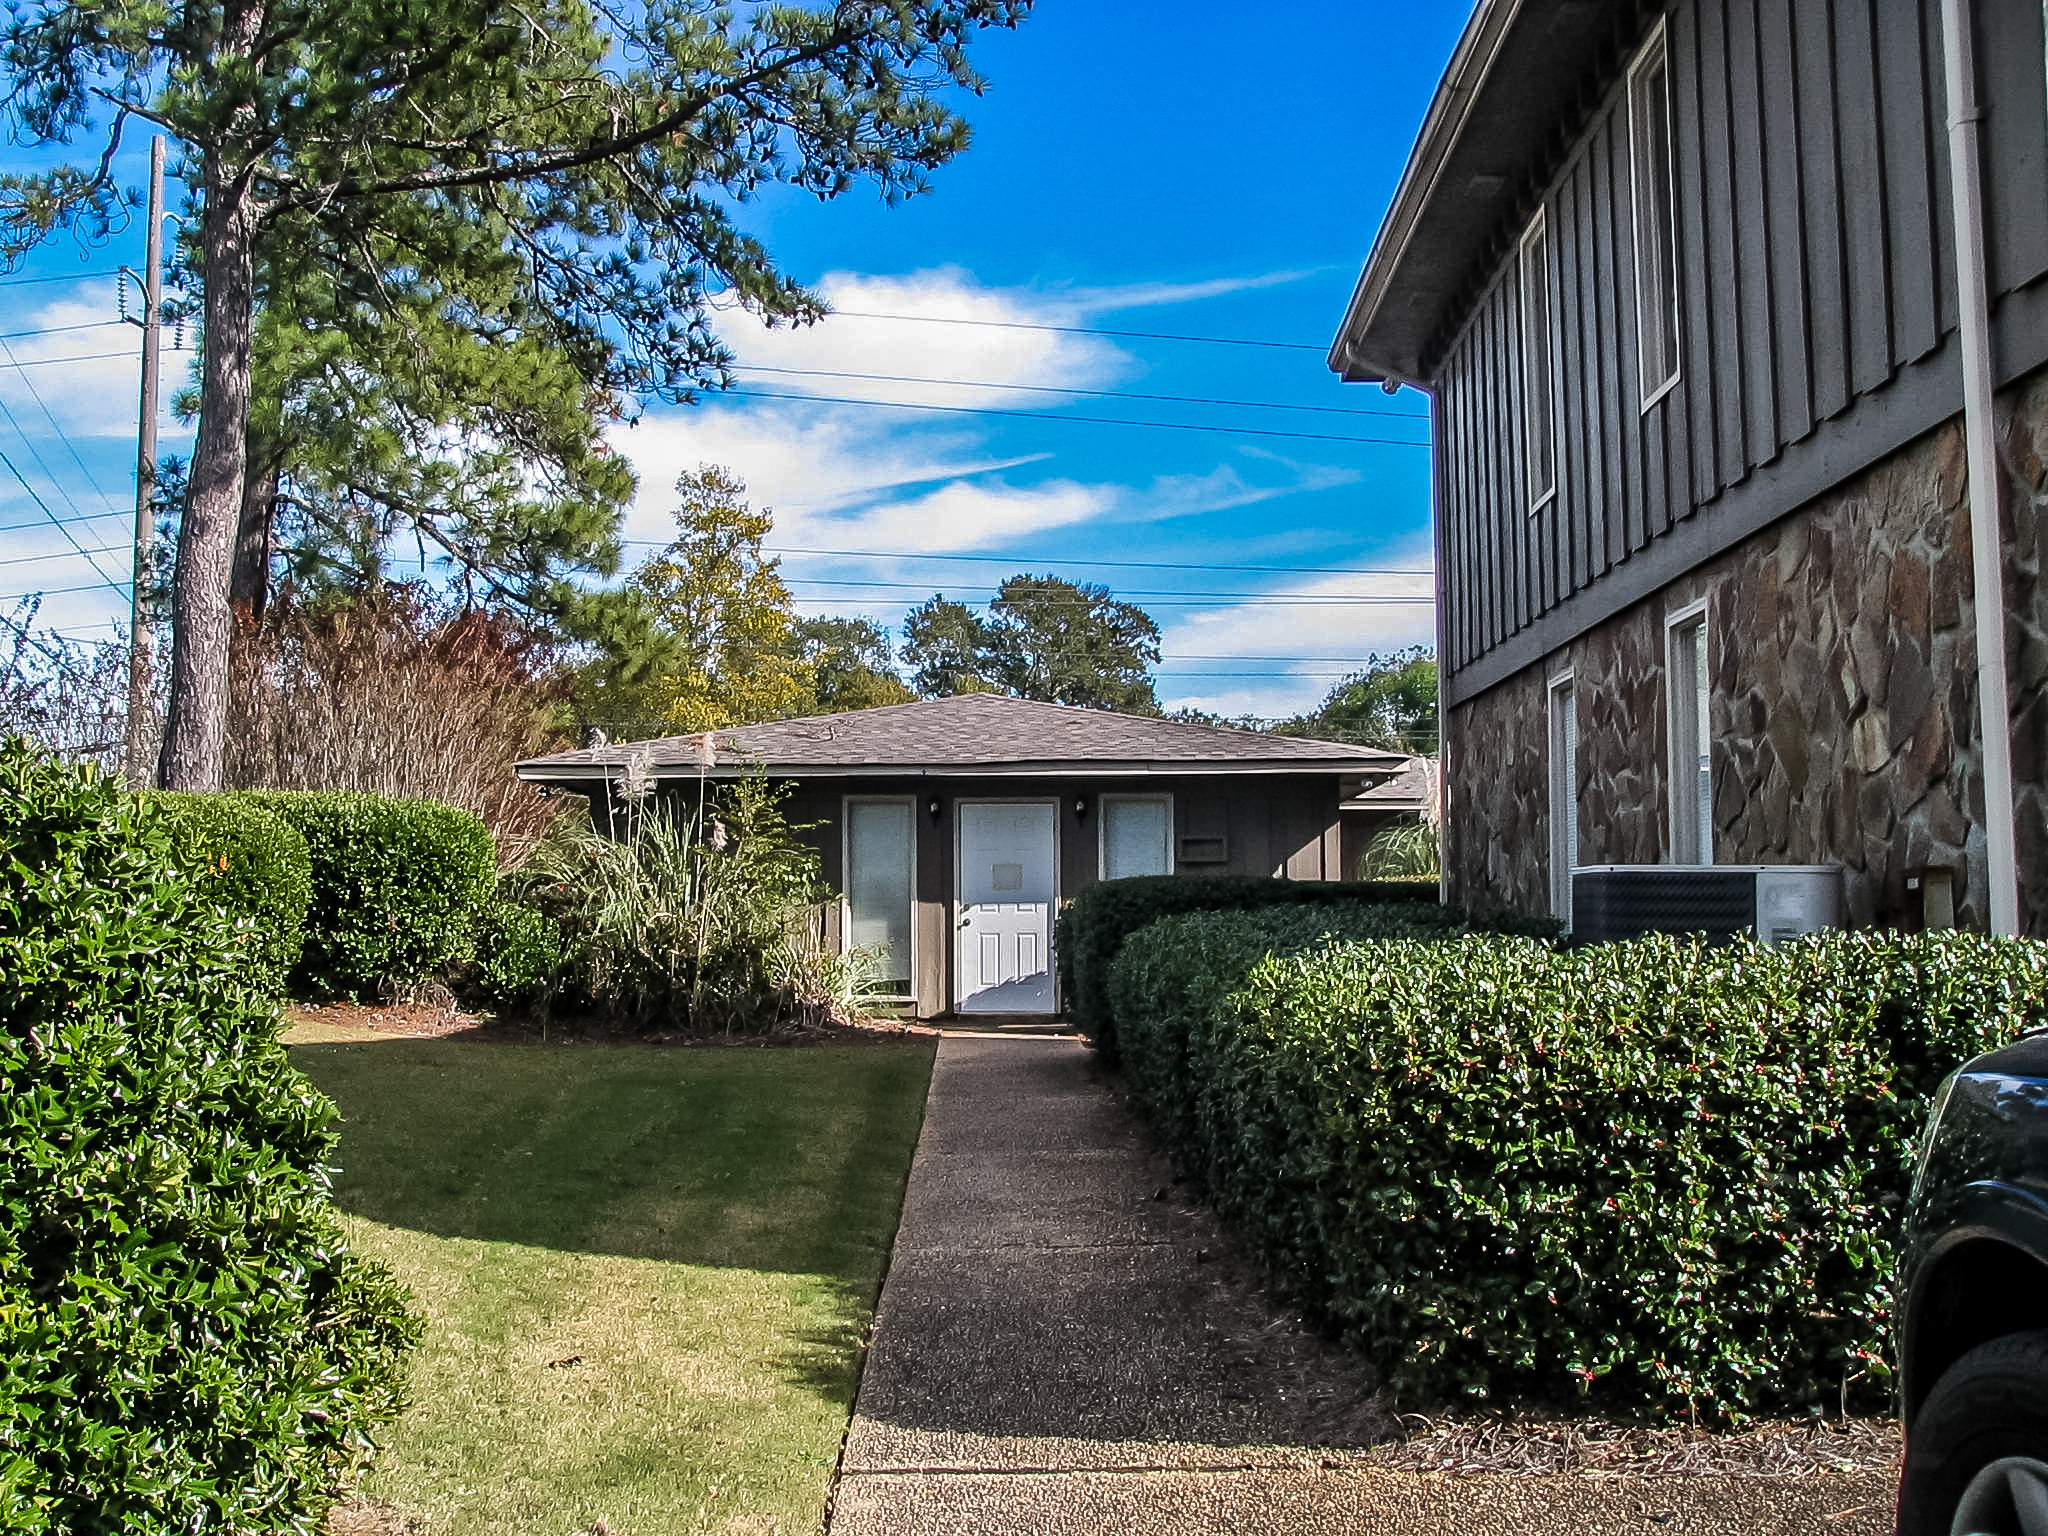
left=1444, top=369, right=2048, bottom=935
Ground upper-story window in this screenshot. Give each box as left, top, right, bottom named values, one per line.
left=1520, top=211, right=1556, bottom=509
left=1628, top=21, right=1681, bottom=405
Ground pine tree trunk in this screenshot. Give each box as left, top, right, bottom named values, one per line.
left=159, top=155, right=257, bottom=790
left=229, top=438, right=278, bottom=626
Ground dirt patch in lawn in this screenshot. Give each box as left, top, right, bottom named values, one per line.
left=324, top=1496, right=429, bottom=1535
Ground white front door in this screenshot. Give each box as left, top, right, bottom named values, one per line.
left=955, top=802, right=1057, bottom=1014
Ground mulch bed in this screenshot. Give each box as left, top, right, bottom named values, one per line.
left=284, top=999, right=939, bottom=1049
left=1364, top=1413, right=1899, bottom=1478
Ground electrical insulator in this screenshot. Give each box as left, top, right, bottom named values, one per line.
left=117, top=271, right=129, bottom=323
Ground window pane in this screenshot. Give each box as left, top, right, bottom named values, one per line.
left=1103, top=798, right=1170, bottom=880
left=1631, top=38, right=1681, bottom=397
left=1522, top=219, right=1555, bottom=503
left=1549, top=683, right=1577, bottom=923
left=847, top=801, right=913, bottom=993
left=1669, top=619, right=1712, bottom=864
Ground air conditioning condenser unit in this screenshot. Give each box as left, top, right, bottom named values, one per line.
left=1570, top=865, right=1844, bottom=946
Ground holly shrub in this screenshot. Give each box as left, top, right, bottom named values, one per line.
left=1054, top=874, right=1456, bottom=1060
left=0, top=738, right=419, bottom=1531
left=1107, top=913, right=2048, bottom=1419
left=241, top=790, right=495, bottom=998
left=147, top=791, right=313, bottom=996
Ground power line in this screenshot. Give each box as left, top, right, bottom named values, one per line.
left=0, top=574, right=124, bottom=602
left=0, top=401, right=127, bottom=593
left=779, top=575, right=1430, bottom=602
left=0, top=543, right=130, bottom=568
left=817, top=308, right=1329, bottom=353
left=716, top=388, right=1430, bottom=447
left=0, top=347, right=191, bottom=370
left=0, top=321, right=126, bottom=343
left=0, top=505, right=129, bottom=534
left=780, top=593, right=1435, bottom=609
left=0, top=270, right=121, bottom=289
left=753, top=545, right=1432, bottom=578
left=0, top=335, right=123, bottom=508
left=739, top=365, right=1426, bottom=421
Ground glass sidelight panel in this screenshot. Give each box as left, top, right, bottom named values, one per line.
left=846, top=799, right=914, bottom=996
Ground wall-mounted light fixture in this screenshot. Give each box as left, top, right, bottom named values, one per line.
left=926, top=798, right=941, bottom=821
left=1073, top=795, right=1088, bottom=820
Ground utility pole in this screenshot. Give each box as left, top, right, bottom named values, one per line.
left=123, top=134, right=165, bottom=787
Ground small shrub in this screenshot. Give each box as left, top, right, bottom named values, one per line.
left=242, top=790, right=496, bottom=998
left=1107, top=914, right=2048, bottom=1419
left=1055, top=874, right=1535, bottom=1061
left=468, top=894, right=572, bottom=1011
left=147, top=790, right=313, bottom=994
left=0, top=737, right=418, bottom=1531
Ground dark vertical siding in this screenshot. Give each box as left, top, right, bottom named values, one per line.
left=1876, top=3, right=1942, bottom=361
left=1794, top=0, right=1851, bottom=424
left=1834, top=0, right=1894, bottom=397
left=1428, top=0, right=2048, bottom=690
left=1758, top=0, right=1814, bottom=448
left=1670, top=0, right=1718, bottom=514
left=1983, top=0, right=2048, bottom=293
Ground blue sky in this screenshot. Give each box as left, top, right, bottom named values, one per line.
left=0, top=2, right=1474, bottom=717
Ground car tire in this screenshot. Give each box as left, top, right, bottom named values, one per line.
left=1900, top=1329, right=2048, bottom=1536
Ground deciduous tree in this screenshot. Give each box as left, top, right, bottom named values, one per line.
left=903, top=575, right=1160, bottom=712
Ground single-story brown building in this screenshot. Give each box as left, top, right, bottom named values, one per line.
left=516, top=693, right=1407, bottom=1020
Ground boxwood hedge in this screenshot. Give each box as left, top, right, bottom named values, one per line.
left=0, top=738, right=418, bottom=1531
left=1054, top=874, right=1449, bottom=1059
left=1107, top=913, right=2048, bottom=1419
left=241, top=790, right=495, bottom=998
left=147, top=791, right=312, bottom=996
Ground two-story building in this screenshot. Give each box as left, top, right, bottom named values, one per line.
left=1331, top=0, right=2047, bottom=935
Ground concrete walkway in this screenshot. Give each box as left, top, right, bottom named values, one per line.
left=828, top=1036, right=1895, bottom=1535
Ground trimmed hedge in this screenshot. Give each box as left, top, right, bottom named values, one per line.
left=147, top=791, right=313, bottom=995
left=1055, top=874, right=1445, bottom=1058
left=241, top=791, right=495, bottom=998
left=1107, top=914, right=2048, bottom=1419
left=0, top=739, right=418, bottom=1531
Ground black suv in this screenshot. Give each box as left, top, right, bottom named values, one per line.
left=1898, top=1032, right=2048, bottom=1536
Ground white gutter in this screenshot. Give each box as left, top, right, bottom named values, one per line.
left=1326, top=0, right=1524, bottom=382
left=1940, top=0, right=2022, bottom=935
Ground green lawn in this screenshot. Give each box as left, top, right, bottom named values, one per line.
left=290, top=1038, right=935, bottom=1536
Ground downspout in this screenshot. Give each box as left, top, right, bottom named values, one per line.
left=1939, top=0, right=2022, bottom=936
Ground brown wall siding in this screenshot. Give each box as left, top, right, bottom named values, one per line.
left=1433, top=0, right=2048, bottom=701
left=778, top=773, right=1344, bottom=1017
left=1445, top=368, right=2048, bottom=935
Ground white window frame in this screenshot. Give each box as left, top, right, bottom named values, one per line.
left=1520, top=210, right=1558, bottom=512
left=1547, top=669, right=1578, bottom=927
left=841, top=795, right=917, bottom=1002
left=1097, top=792, right=1175, bottom=881
left=1628, top=17, right=1683, bottom=410
left=1664, top=601, right=1713, bottom=865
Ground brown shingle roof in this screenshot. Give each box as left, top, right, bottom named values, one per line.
left=518, top=693, right=1404, bottom=782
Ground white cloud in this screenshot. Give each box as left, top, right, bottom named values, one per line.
left=710, top=266, right=1127, bottom=410
left=1155, top=544, right=1437, bottom=719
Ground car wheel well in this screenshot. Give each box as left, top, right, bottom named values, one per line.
left=1907, top=1239, right=2048, bottom=1424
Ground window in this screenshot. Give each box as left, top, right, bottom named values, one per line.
left=845, top=798, right=914, bottom=997
left=1548, top=672, right=1577, bottom=925
left=1100, top=794, right=1173, bottom=880
left=1666, top=608, right=1713, bottom=863
left=1628, top=21, right=1682, bottom=404
left=1520, top=212, right=1557, bottom=508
